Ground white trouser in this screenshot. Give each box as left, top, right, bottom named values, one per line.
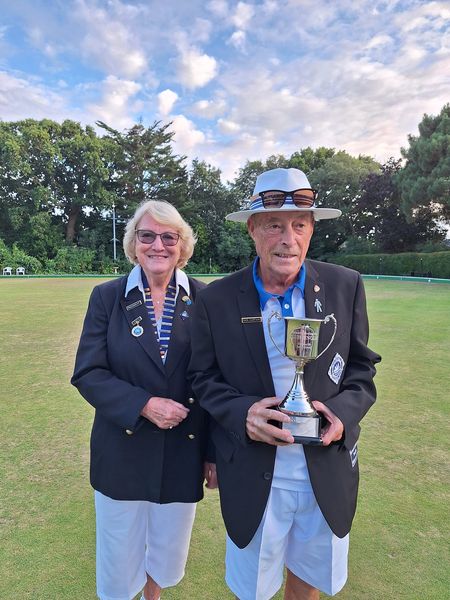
left=226, top=487, right=349, bottom=600
left=95, top=491, right=196, bottom=600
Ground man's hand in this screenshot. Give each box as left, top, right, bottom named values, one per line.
left=204, top=462, right=218, bottom=489
left=141, top=396, right=189, bottom=429
left=246, top=397, right=295, bottom=445
left=312, top=400, right=344, bottom=446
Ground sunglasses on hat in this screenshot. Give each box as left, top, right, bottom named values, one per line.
left=258, top=188, right=317, bottom=209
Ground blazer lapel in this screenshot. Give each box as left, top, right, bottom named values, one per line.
left=164, top=292, right=191, bottom=377
left=237, top=268, right=275, bottom=395
left=120, top=288, right=165, bottom=374
left=304, top=260, right=337, bottom=388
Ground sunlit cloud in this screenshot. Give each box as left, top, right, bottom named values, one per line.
left=86, top=76, right=141, bottom=130
left=175, top=46, right=218, bottom=89
left=158, top=89, right=179, bottom=116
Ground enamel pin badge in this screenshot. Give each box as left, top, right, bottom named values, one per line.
left=182, top=295, right=192, bottom=306
left=131, top=316, right=144, bottom=337
left=314, top=298, right=323, bottom=313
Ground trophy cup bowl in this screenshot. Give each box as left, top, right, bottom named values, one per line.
left=268, top=312, right=337, bottom=445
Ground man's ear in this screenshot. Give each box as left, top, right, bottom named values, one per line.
left=247, top=216, right=256, bottom=240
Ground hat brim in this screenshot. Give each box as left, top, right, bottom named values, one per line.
left=226, top=206, right=342, bottom=223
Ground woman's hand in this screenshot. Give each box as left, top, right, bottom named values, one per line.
left=141, top=396, right=189, bottom=429
left=203, top=462, right=218, bottom=489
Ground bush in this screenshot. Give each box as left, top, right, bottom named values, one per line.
left=0, top=240, right=43, bottom=273
left=44, top=246, right=96, bottom=274
left=331, top=251, right=450, bottom=279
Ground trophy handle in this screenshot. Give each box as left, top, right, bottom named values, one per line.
left=267, top=311, right=286, bottom=357
left=315, top=313, right=337, bottom=360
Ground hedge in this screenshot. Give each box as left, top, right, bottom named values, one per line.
left=331, top=251, right=450, bottom=279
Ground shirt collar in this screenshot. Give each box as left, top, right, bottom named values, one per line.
left=252, top=257, right=306, bottom=311
left=125, top=265, right=190, bottom=299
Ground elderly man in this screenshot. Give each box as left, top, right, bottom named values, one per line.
left=189, top=168, right=381, bottom=600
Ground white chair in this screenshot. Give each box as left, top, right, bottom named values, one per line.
left=2, top=267, right=12, bottom=275
left=16, top=267, right=25, bottom=275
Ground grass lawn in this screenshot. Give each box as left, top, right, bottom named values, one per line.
left=0, top=277, right=449, bottom=599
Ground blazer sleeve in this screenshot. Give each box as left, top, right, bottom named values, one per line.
left=323, top=273, right=381, bottom=449
left=71, top=285, right=151, bottom=430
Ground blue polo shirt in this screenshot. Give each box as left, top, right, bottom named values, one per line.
left=252, top=257, right=306, bottom=317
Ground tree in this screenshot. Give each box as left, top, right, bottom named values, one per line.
left=53, top=120, right=112, bottom=242
left=0, top=120, right=64, bottom=259
left=96, top=121, right=188, bottom=214
left=289, top=147, right=335, bottom=172
left=308, top=151, right=380, bottom=257
left=184, top=160, right=240, bottom=271
left=0, top=119, right=112, bottom=249
left=396, top=104, right=450, bottom=221
left=351, top=158, right=446, bottom=253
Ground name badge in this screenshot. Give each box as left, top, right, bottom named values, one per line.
left=241, top=316, right=262, bottom=324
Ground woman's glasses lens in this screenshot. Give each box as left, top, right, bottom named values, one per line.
left=136, top=230, right=180, bottom=246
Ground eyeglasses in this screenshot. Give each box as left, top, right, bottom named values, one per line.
left=135, top=229, right=180, bottom=246
left=258, top=189, right=317, bottom=209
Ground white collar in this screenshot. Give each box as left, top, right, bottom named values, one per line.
left=125, top=265, right=191, bottom=299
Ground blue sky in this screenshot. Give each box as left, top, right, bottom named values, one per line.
left=0, top=0, right=449, bottom=181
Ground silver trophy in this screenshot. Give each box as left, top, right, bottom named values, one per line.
left=268, top=312, right=337, bottom=445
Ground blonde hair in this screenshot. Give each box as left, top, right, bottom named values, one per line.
left=123, top=200, right=196, bottom=269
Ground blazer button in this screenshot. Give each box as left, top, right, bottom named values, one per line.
left=125, top=429, right=133, bottom=435
left=188, top=397, right=195, bottom=404
left=188, top=434, right=195, bottom=440
left=263, top=472, right=272, bottom=481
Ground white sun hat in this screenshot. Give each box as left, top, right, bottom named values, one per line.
left=226, top=168, right=342, bottom=222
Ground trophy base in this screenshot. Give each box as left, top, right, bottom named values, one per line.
left=283, top=414, right=323, bottom=446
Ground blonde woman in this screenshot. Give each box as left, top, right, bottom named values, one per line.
left=72, top=200, right=216, bottom=600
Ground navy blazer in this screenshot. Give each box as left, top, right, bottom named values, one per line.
left=71, top=271, right=211, bottom=503
left=189, top=260, right=381, bottom=547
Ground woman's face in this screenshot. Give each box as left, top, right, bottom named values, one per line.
left=134, top=214, right=182, bottom=279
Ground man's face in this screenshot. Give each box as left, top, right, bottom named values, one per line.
left=247, top=211, right=314, bottom=287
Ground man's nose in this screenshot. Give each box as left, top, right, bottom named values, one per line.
left=279, top=226, right=296, bottom=244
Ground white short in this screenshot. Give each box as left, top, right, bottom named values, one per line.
left=94, top=491, right=196, bottom=600
left=226, top=487, right=349, bottom=600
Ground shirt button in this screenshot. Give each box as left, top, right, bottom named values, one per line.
left=263, top=472, right=272, bottom=481
left=284, top=303, right=289, bottom=309
left=188, top=434, right=195, bottom=440
left=125, top=429, right=133, bottom=435
left=188, top=397, right=195, bottom=404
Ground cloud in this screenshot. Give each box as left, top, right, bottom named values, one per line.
left=74, top=0, right=147, bottom=78
left=190, top=98, right=227, bottom=118
left=0, top=71, right=69, bottom=121
left=86, top=76, right=141, bottom=130
left=228, top=30, right=247, bottom=51
left=158, top=89, right=179, bottom=116
left=217, top=118, right=241, bottom=134
left=1, top=0, right=449, bottom=184
left=231, top=2, right=255, bottom=29
left=167, top=114, right=206, bottom=156
left=207, top=0, right=229, bottom=18
left=175, top=46, right=218, bottom=89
